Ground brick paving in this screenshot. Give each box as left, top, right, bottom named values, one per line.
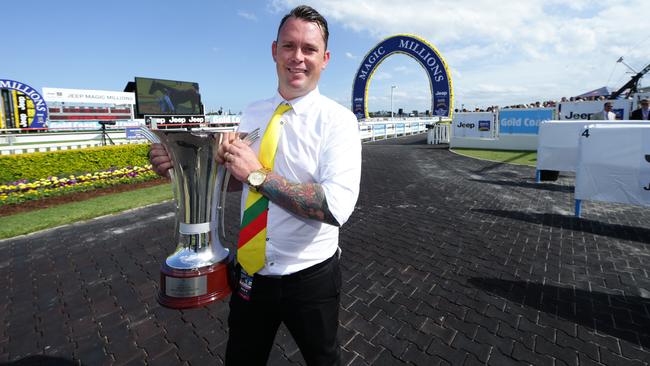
left=1, top=134, right=649, bottom=365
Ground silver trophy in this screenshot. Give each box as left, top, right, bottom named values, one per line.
left=143, top=127, right=253, bottom=309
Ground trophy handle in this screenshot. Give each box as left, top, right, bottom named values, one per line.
left=220, top=170, right=230, bottom=241
left=210, top=164, right=231, bottom=260
left=141, top=126, right=182, bottom=240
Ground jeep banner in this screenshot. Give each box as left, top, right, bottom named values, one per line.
left=452, top=112, right=496, bottom=139
left=558, top=100, right=631, bottom=120
left=145, top=115, right=206, bottom=128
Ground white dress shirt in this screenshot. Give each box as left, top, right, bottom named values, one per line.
left=592, top=110, right=616, bottom=121
left=238, top=88, right=362, bottom=276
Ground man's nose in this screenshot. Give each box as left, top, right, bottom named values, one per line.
left=290, top=48, right=304, bottom=62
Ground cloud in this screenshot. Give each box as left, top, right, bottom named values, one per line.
left=237, top=10, right=258, bottom=21
left=394, top=65, right=421, bottom=75
left=277, top=0, right=650, bottom=108
left=345, top=52, right=357, bottom=60
left=371, top=71, right=392, bottom=81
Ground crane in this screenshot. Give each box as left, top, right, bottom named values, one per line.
left=609, top=59, right=650, bottom=99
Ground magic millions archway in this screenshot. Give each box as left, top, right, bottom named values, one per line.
left=351, top=34, right=453, bottom=120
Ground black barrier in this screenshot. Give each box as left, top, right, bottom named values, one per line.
left=539, top=170, right=560, bottom=181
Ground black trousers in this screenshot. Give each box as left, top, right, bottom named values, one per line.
left=225, top=254, right=342, bottom=366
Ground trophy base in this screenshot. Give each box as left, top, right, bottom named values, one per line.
left=158, top=260, right=232, bottom=309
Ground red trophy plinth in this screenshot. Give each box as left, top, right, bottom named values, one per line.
left=158, top=260, right=231, bottom=309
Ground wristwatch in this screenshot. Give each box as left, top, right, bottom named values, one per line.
left=247, top=168, right=270, bottom=192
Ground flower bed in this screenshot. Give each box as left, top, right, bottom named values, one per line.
left=0, top=165, right=159, bottom=206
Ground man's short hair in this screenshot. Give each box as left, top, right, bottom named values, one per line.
left=277, top=5, right=329, bottom=49
left=641, top=98, right=649, bottom=105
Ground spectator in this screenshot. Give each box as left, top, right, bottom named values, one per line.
left=592, top=101, right=616, bottom=120
left=630, top=98, right=649, bottom=120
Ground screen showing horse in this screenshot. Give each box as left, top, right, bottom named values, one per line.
left=135, top=77, right=203, bottom=116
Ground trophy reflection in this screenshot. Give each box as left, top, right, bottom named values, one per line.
left=150, top=129, right=232, bottom=309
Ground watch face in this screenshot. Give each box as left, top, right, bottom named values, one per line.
left=248, top=171, right=266, bottom=187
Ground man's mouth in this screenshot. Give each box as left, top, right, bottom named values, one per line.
left=288, top=67, right=307, bottom=74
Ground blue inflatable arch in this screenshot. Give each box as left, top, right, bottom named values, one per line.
left=351, top=34, right=453, bottom=120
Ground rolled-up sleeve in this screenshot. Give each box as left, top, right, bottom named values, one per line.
left=319, top=109, right=362, bottom=226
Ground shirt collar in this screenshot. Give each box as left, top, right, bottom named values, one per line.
left=272, top=87, right=320, bottom=115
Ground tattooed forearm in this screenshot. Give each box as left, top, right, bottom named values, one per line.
left=259, top=172, right=340, bottom=226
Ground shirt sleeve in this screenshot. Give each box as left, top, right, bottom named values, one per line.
left=318, top=108, right=362, bottom=226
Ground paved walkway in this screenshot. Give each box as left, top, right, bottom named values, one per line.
left=1, top=134, right=649, bottom=365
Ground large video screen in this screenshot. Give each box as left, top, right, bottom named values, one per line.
left=135, top=77, right=203, bottom=116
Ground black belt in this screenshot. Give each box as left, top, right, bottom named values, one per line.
left=256, top=253, right=337, bottom=281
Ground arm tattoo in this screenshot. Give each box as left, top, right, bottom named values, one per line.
left=259, top=172, right=340, bottom=226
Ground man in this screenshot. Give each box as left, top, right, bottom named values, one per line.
left=591, top=101, right=616, bottom=120
left=149, top=5, right=361, bottom=365
left=631, top=98, right=650, bottom=120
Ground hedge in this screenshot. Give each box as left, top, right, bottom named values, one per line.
left=0, top=144, right=151, bottom=184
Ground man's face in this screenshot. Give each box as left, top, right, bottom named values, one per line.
left=641, top=101, right=649, bottom=110
left=272, top=17, right=330, bottom=100
left=605, top=103, right=612, bottom=111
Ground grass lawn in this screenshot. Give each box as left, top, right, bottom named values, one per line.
left=0, top=184, right=172, bottom=239
left=451, top=148, right=537, bottom=167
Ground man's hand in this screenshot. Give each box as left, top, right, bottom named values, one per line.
left=222, top=138, right=263, bottom=183
left=215, top=132, right=239, bottom=165
left=149, top=143, right=173, bottom=178
left=215, top=131, right=338, bottom=225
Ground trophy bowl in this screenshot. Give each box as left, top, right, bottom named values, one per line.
left=151, top=128, right=233, bottom=309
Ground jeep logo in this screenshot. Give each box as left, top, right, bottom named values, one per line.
left=456, top=122, right=475, bottom=129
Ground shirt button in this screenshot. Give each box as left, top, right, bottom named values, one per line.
left=266, top=238, right=270, bottom=241
left=270, top=262, right=275, bottom=266
left=280, top=120, right=285, bottom=125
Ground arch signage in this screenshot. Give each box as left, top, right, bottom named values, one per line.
left=0, top=79, right=48, bottom=129
left=351, top=34, right=453, bottom=120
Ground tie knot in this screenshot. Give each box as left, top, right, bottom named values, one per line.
left=275, top=102, right=292, bottom=115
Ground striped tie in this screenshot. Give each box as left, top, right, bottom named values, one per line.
left=237, top=102, right=292, bottom=274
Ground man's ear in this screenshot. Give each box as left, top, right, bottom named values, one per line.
left=322, top=50, right=330, bottom=70
left=272, top=41, right=278, bottom=63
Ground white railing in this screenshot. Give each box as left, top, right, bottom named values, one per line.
left=1, top=119, right=437, bottom=155
left=427, top=123, right=450, bottom=144
left=0, top=137, right=144, bottom=155
left=357, top=121, right=428, bottom=141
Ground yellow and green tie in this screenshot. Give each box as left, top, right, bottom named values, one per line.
left=237, top=102, right=292, bottom=274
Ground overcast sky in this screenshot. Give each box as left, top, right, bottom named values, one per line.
left=3, top=0, right=648, bottom=114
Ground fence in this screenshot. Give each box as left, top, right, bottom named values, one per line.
left=427, top=123, right=450, bottom=144
left=1, top=119, right=435, bottom=155
left=358, top=120, right=429, bottom=141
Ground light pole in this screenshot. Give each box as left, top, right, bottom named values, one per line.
left=390, top=85, right=396, bottom=119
